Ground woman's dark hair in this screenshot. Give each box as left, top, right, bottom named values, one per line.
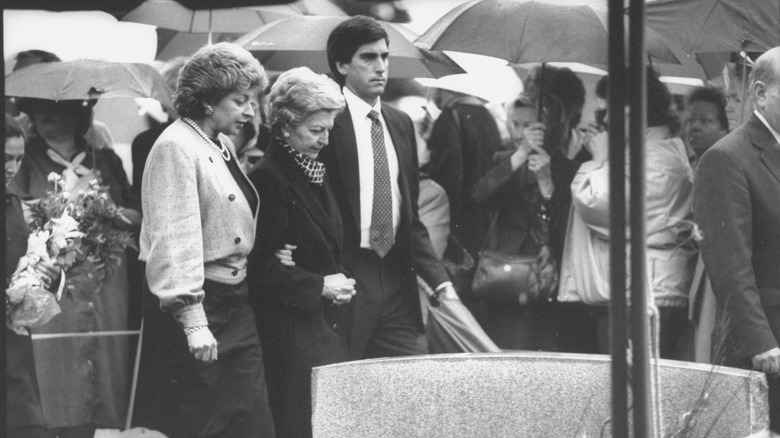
left=646, top=66, right=680, bottom=133
left=687, top=86, right=729, bottom=131
left=595, top=75, right=608, bottom=100
left=18, top=98, right=94, bottom=139
left=326, top=15, right=389, bottom=87
left=524, top=65, right=586, bottom=153
left=174, top=42, right=267, bottom=119
left=5, top=113, right=25, bottom=139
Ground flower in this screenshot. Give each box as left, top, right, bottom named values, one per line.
left=6, top=171, right=137, bottom=331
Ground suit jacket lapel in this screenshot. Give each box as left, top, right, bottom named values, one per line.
left=332, top=108, right=361, bottom=227
left=269, top=143, right=342, bottom=249
left=752, top=114, right=780, bottom=185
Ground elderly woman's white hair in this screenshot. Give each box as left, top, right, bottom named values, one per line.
left=265, top=67, right=345, bottom=135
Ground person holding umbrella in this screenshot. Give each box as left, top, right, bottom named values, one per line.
left=133, top=42, right=275, bottom=438
left=320, top=15, right=456, bottom=360
left=9, top=96, right=140, bottom=437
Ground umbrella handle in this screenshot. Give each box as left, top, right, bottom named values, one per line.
left=538, top=62, right=545, bottom=122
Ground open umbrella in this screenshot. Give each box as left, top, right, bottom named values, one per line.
left=122, top=0, right=346, bottom=47
left=235, top=15, right=464, bottom=78
left=645, top=0, right=780, bottom=55
left=122, top=0, right=331, bottom=34
left=5, top=59, right=173, bottom=108
left=416, top=0, right=681, bottom=66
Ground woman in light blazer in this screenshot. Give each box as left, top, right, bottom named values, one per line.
left=133, top=43, right=275, bottom=438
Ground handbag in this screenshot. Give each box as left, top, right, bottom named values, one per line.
left=442, top=234, right=475, bottom=299
left=471, top=200, right=558, bottom=305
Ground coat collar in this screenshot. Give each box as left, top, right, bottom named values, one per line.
left=266, top=140, right=342, bottom=250
left=751, top=113, right=780, bottom=185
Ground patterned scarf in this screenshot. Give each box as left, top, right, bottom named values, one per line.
left=280, top=138, right=326, bottom=185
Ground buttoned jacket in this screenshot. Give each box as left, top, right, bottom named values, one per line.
left=139, top=119, right=259, bottom=317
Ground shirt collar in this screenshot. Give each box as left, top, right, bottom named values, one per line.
left=343, top=87, right=382, bottom=119
left=755, top=110, right=780, bottom=146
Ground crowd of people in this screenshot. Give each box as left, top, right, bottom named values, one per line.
left=5, top=12, right=780, bottom=438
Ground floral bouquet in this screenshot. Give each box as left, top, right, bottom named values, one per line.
left=6, top=171, right=137, bottom=333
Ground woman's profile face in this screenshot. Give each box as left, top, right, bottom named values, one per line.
left=208, top=87, right=258, bottom=136
left=286, top=110, right=336, bottom=160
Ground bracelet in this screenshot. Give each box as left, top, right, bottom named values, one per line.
left=183, top=325, right=207, bottom=336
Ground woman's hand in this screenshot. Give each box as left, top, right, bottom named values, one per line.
left=510, top=122, right=545, bottom=171
left=274, top=244, right=297, bottom=267
left=323, top=273, right=356, bottom=305
left=522, top=122, right=546, bottom=151
left=34, top=258, right=61, bottom=292
left=585, top=131, right=610, bottom=162
left=187, top=327, right=218, bottom=362
left=528, top=146, right=552, bottom=182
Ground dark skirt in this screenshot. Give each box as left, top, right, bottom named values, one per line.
left=132, top=278, right=275, bottom=438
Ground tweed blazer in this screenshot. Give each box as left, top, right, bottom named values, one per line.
left=139, top=119, right=259, bottom=326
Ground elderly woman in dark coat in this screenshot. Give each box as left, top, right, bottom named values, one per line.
left=247, top=66, right=355, bottom=438
left=133, top=42, right=275, bottom=438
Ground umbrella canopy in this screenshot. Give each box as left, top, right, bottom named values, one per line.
left=5, top=59, right=173, bottom=108
left=123, top=0, right=347, bottom=59
left=645, top=0, right=780, bottom=55
left=416, top=0, right=681, bottom=66
left=121, top=0, right=345, bottom=33
left=236, top=15, right=465, bottom=78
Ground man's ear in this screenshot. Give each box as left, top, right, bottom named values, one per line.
left=336, top=61, right=349, bottom=77
left=752, top=81, right=767, bottom=108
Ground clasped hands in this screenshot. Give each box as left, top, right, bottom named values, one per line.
left=274, top=243, right=355, bottom=305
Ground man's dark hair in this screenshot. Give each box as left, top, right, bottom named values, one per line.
left=326, top=15, right=389, bottom=87
left=687, top=86, right=729, bottom=131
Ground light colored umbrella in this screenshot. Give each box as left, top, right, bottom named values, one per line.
left=5, top=59, right=173, bottom=108
left=416, top=0, right=681, bottom=66
left=236, top=15, right=464, bottom=79
left=645, top=0, right=779, bottom=55
left=122, top=0, right=346, bottom=44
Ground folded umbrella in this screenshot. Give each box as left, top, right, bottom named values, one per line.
left=418, top=276, right=500, bottom=354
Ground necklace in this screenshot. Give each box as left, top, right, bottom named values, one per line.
left=182, top=117, right=231, bottom=161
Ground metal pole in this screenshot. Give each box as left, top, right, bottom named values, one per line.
left=628, top=0, right=654, bottom=436
left=608, top=0, right=628, bottom=437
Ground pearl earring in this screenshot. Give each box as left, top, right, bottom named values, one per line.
left=204, top=105, right=214, bottom=116
left=283, top=132, right=290, bottom=138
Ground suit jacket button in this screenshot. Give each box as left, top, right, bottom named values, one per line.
left=234, top=237, right=241, bottom=244
left=228, top=194, right=236, bottom=201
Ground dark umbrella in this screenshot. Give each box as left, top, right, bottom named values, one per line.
left=418, top=277, right=500, bottom=354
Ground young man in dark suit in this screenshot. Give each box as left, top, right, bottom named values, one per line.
left=694, top=46, right=780, bottom=431
left=321, top=16, right=456, bottom=359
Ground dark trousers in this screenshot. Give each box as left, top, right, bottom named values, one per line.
left=346, top=247, right=428, bottom=359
